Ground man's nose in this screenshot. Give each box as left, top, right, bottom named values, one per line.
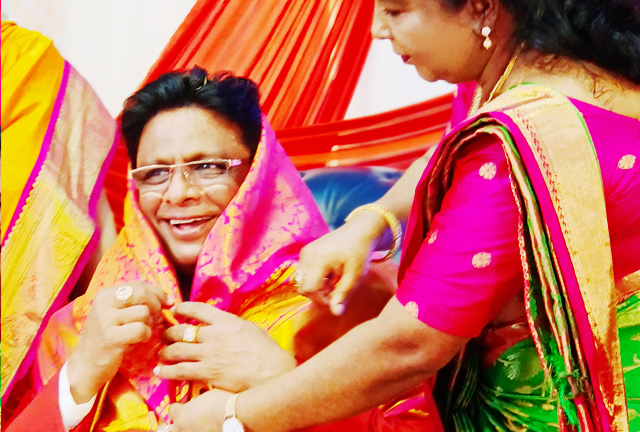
left=163, top=167, right=201, bottom=203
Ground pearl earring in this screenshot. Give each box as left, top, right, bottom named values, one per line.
left=481, top=26, right=492, bottom=49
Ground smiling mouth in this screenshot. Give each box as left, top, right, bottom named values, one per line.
left=169, top=217, right=212, bottom=227
left=165, top=216, right=217, bottom=237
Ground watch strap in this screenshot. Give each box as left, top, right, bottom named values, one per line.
left=225, top=393, right=240, bottom=420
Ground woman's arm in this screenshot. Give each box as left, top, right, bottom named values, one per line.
left=376, top=146, right=436, bottom=234
left=296, top=147, right=436, bottom=313
left=167, top=297, right=468, bottom=432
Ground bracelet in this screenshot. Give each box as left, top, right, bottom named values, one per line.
left=345, top=204, right=403, bottom=262
left=223, top=393, right=245, bottom=431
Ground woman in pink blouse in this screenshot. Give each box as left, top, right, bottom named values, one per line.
left=157, top=0, right=640, bottom=431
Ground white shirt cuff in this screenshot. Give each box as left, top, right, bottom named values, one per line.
left=58, top=362, right=97, bottom=431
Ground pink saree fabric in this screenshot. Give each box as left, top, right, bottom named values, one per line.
left=396, top=97, right=640, bottom=337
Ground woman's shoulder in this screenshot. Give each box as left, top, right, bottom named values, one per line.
left=500, top=56, right=640, bottom=120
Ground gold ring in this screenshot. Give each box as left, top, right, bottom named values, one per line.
left=114, top=285, right=134, bottom=307
left=183, top=325, right=199, bottom=343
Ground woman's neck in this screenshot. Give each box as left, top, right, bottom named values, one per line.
left=501, top=51, right=640, bottom=118
left=476, top=45, right=518, bottom=106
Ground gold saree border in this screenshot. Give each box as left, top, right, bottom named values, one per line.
left=616, top=269, right=640, bottom=304
left=1, top=66, right=115, bottom=399
left=480, top=85, right=627, bottom=431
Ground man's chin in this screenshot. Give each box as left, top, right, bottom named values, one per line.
left=167, top=247, right=201, bottom=274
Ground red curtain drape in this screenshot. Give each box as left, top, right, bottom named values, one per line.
left=103, top=0, right=456, bottom=228
left=281, top=93, right=453, bottom=170
left=143, top=0, right=374, bottom=128
left=104, top=0, right=375, bottom=228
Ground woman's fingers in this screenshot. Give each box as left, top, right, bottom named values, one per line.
left=296, top=219, right=377, bottom=308
left=329, top=265, right=360, bottom=315
left=296, top=266, right=337, bottom=305
left=296, top=234, right=338, bottom=291
left=167, top=389, right=230, bottom=432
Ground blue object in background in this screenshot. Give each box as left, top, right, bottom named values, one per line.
left=301, top=166, right=404, bottom=261
left=301, top=166, right=403, bottom=230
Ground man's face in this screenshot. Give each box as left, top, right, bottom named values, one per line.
left=136, top=107, right=251, bottom=273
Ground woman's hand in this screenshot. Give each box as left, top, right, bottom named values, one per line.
left=296, top=210, right=388, bottom=315
left=157, top=389, right=231, bottom=432
left=66, top=282, right=172, bottom=403
left=156, top=302, right=296, bottom=392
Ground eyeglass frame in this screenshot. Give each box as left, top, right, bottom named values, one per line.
left=130, top=158, right=248, bottom=192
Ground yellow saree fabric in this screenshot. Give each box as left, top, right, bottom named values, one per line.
left=1, top=21, right=65, bottom=239
left=1, top=22, right=116, bottom=403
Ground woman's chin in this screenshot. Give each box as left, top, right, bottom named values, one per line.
left=415, top=66, right=440, bottom=83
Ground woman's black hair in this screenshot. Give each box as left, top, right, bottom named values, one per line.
left=443, top=0, right=640, bottom=85
left=121, top=66, right=262, bottom=168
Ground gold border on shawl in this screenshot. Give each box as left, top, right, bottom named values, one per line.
left=480, top=85, right=627, bottom=431
left=0, top=67, right=115, bottom=398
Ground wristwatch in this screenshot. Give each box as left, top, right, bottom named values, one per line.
left=222, top=393, right=245, bottom=432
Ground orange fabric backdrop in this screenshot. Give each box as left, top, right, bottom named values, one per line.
left=143, top=0, right=374, bottom=128
left=103, top=0, right=454, bottom=228
left=282, top=93, right=453, bottom=170
left=104, top=0, right=376, bottom=227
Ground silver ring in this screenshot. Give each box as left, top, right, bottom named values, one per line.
left=183, top=325, right=199, bottom=343
left=114, top=285, right=134, bottom=307
left=293, top=272, right=305, bottom=286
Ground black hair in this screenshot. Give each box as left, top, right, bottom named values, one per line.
left=121, top=66, right=262, bottom=168
left=442, top=0, right=640, bottom=85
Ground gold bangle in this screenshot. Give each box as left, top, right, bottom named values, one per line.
left=345, top=204, right=402, bottom=262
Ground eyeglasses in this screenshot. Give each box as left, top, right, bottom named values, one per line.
left=130, top=158, right=247, bottom=192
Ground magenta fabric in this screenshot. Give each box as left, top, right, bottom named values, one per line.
left=396, top=97, right=640, bottom=339
left=448, top=82, right=477, bottom=131
left=571, top=98, right=640, bottom=279
left=395, top=134, right=523, bottom=338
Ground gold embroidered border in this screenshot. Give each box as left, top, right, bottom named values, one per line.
left=616, top=269, right=640, bottom=304
left=483, top=85, right=627, bottom=431
left=1, top=67, right=115, bottom=398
